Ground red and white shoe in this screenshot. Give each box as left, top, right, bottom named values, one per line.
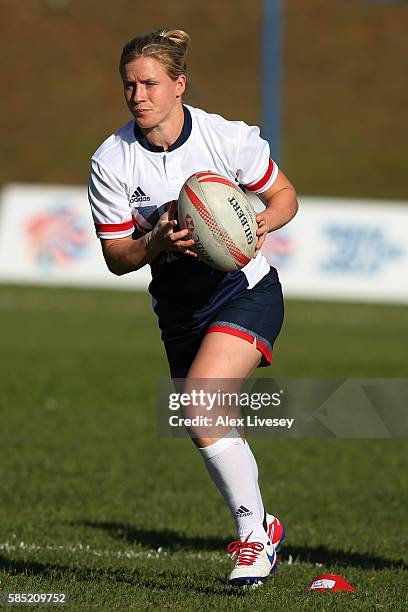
left=228, top=536, right=278, bottom=587
left=264, top=513, right=286, bottom=552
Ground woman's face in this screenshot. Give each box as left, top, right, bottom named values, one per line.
left=122, top=56, right=186, bottom=130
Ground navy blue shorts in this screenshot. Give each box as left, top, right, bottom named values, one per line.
left=163, top=268, right=284, bottom=378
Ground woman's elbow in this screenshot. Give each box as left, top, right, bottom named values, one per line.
left=105, top=257, right=126, bottom=276
left=288, top=187, right=299, bottom=220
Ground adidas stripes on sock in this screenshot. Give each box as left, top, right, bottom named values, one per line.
left=198, top=430, right=268, bottom=543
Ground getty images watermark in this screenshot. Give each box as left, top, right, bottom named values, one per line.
left=158, top=378, right=294, bottom=439
left=167, top=388, right=294, bottom=430
left=157, top=378, right=408, bottom=438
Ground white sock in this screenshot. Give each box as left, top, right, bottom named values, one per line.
left=244, top=440, right=265, bottom=524
left=198, top=430, right=268, bottom=543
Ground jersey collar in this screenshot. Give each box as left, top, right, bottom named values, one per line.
left=133, top=105, right=192, bottom=153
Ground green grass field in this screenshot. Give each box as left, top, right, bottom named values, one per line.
left=0, top=285, right=407, bottom=610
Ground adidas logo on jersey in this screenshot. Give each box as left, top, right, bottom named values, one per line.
left=130, top=187, right=150, bottom=203
left=235, top=505, right=254, bottom=517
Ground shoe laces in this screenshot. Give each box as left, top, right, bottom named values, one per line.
left=227, top=541, right=264, bottom=566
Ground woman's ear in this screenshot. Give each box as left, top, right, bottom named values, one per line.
left=176, top=74, right=187, bottom=97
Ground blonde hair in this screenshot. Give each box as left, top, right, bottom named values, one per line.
left=119, top=29, right=190, bottom=83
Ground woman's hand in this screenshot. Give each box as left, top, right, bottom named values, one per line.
left=100, top=202, right=197, bottom=276
left=253, top=209, right=273, bottom=258
left=145, top=203, right=197, bottom=261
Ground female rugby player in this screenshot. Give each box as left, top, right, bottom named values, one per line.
left=88, top=29, right=298, bottom=586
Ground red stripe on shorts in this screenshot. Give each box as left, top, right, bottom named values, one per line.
left=206, top=325, right=272, bottom=364
left=206, top=324, right=255, bottom=344
left=255, top=338, right=272, bottom=363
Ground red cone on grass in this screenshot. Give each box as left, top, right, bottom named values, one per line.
left=308, top=574, right=356, bottom=592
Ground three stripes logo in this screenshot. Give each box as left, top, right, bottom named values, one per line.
left=235, top=505, right=253, bottom=517
left=130, top=187, right=150, bottom=203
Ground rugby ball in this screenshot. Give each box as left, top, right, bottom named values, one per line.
left=178, top=171, right=258, bottom=271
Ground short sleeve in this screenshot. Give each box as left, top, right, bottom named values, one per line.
left=235, top=123, right=279, bottom=194
left=88, top=158, right=134, bottom=239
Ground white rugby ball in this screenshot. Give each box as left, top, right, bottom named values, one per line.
left=178, top=171, right=258, bottom=271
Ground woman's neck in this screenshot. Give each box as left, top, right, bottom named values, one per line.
left=141, top=104, right=185, bottom=151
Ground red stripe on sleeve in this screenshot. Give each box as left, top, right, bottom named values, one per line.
left=245, top=159, right=275, bottom=192
left=95, top=219, right=134, bottom=233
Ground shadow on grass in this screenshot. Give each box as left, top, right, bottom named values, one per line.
left=0, top=556, right=245, bottom=598
left=71, top=519, right=408, bottom=571
left=70, top=519, right=227, bottom=551
left=282, top=544, right=408, bottom=572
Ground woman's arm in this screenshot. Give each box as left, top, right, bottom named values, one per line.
left=101, top=206, right=197, bottom=276
left=101, top=233, right=151, bottom=276
left=253, top=170, right=298, bottom=257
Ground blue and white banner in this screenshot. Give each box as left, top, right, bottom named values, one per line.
left=259, top=196, right=408, bottom=304
left=0, top=184, right=407, bottom=303
left=0, top=184, right=151, bottom=289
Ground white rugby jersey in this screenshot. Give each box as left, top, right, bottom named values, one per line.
left=88, top=105, right=279, bottom=332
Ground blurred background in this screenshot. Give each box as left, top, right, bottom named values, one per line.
left=0, top=0, right=407, bottom=298
left=0, top=2, right=407, bottom=607
left=1, top=0, right=407, bottom=197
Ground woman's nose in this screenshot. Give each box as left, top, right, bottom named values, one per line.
left=133, top=84, right=146, bottom=102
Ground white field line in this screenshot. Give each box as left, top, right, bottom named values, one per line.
left=0, top=541, right=303, bottom=566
